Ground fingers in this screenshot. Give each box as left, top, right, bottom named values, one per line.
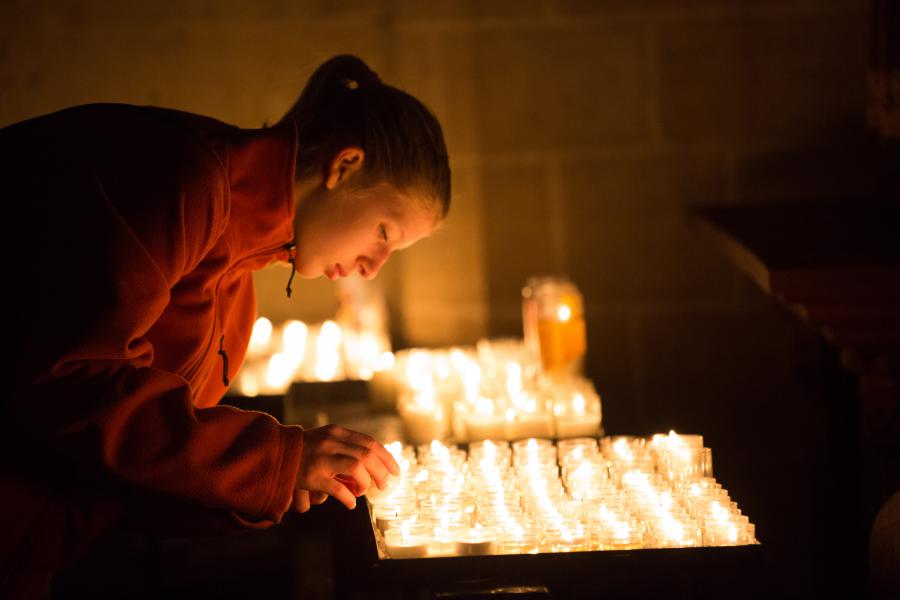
left=321, top=477, right=357, bottom=510
left=329, top=442, right=391, bottom=490
left=293, top=489, right=329, bottom=513
left=339, top=429, right=401, bottom=477
left=332, top=454, right=373, bottom=496
left=300, top=425, right=400, bottom=495
left=314, top=425, right=401, bottom=477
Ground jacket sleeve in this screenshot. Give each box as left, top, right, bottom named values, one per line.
left=4, top=107, right=302, bottom=525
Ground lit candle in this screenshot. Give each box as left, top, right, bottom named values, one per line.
left=314, top=320, right=343, bottom=381
left=384, top=521, right=429, bottom=559
left=246, top=317, right=274, bottom=358
left=400, top=391, right=447, bottom=445
left=554, top=392, right=601, bottom=438
left=454, top=524, right=497, bottom=556
left=504, top=392, right=553, bottom=440
left=465, top=397, right=506, bottom=441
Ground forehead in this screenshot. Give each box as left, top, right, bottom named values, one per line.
left=378, top=189, right=440, bottom=246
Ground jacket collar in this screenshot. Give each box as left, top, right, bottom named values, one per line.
left=215, top=118, right=298, bottom=270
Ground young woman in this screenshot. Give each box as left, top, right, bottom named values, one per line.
left=0, top=54, right=450, bottom=596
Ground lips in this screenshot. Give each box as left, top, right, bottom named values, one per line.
left=327, top=263, right=347, bottom=280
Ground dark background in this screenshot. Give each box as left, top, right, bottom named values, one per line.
left=3, top=1, right=895, bottom=597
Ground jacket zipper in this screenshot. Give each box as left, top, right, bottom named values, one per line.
left=180, top=241, right=292, bottom=390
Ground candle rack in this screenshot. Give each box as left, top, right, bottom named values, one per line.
left=334, top=498, right=763, bottom=600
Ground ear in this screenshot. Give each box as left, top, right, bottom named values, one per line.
left=325, top=146, right=365, bottom=190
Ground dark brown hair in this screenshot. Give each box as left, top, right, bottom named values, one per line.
left=281, top=55, right=450, bottom=219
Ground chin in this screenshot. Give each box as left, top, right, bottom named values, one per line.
left=292, top=261, right=318, bottom=279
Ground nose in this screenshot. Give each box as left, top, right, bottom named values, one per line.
left=359, top=247, right=391, bottom=280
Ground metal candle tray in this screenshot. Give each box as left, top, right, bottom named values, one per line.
left=333, top=499, right=764, bottom=600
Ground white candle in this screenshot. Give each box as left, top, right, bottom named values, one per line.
left=385, top=522, right=429, bottom=559
left=465, top=397, right=505, bottom=441
left=554, top=392, right=600, bottom=438
left=555, top=416, right=600, bottom=438
left=386, top=537, right=428, bottom=558
left=400, top=393, right=447, bottom=445
left=454, top=526, right=497, bottom=556
left=505, top=408, right=553, bottom=440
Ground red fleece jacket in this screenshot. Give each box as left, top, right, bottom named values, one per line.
left=1, top=104, right=304, bottom=584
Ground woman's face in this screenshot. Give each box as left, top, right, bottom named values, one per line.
left=292, top=182, right=438, bottom=281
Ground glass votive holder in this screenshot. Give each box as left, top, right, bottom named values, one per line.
left=469, top=439, right=512, bottom=462
left=592, top=516, right=645, bottom=551
left=498, top=526, right=542, bottom=555
left=672, top=477, right=722, bottom=498
left=418, top=498, right=464, bottom=523
left=373, top=502, right=417, bottom=533
left=452, top=524, right=499, bottom=556
left=650, top=431, right=704, bottom=453
left=384, top=521, right=430, bottom=559
left=608, top=457, right=657, bottom=484
left=619, top=469, right=665, bottom=491
left=600, top=435, right=649, bottom=460
left=646, top=516, right=702, bottom=548
left=420, top=514, right=468, bottom=557
left=512, top=437, right=555, bottom=453
left=659, top=446, right=713, bottom=482
left=557, top=437, right=599, bottom=461
left=690, top=498, right=741, bottom=522
left=550, top=519, right=590, bottom=553
left=681, top=488, right=731, bottom=516
left=562, top=459, right=610, bottom=493
left=702, top=516, right=756, bottom=546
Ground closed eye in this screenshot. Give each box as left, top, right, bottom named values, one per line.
left=379, top=224, right=389, bottom=243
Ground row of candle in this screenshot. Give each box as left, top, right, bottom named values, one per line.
left=386, top=341, right=601, bottom=443
left=234, top=317, right=394, bottom=396
left=367, top=433, right=757, bottom=559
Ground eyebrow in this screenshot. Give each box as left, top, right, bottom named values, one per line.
left=394, top=222, right=412, bottom=250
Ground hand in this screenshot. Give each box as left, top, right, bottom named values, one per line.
left=296, top=424, right=401, bottom=510
left=292, top=489, right=329, bottom=513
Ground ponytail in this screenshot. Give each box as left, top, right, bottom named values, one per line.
left=281, top=55, right=450, bottom=219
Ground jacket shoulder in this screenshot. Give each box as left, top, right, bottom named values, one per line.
left=3, top=103, right=235, bottom=284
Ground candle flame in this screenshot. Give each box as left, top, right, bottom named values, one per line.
left=248, top=317, right=273, bottom=353
left=265, top=352, right=293, bottom=389
left=282, top=320, right=308, bottom=357
left=376, top=351, right=395, bottom=372
left=557, top=304, right=572, bottom=322
left=505, top=362, right=522, bottom=397
left=572, top=393, right=586, bottom=415
left=474, top=397, right=495, bottom=416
